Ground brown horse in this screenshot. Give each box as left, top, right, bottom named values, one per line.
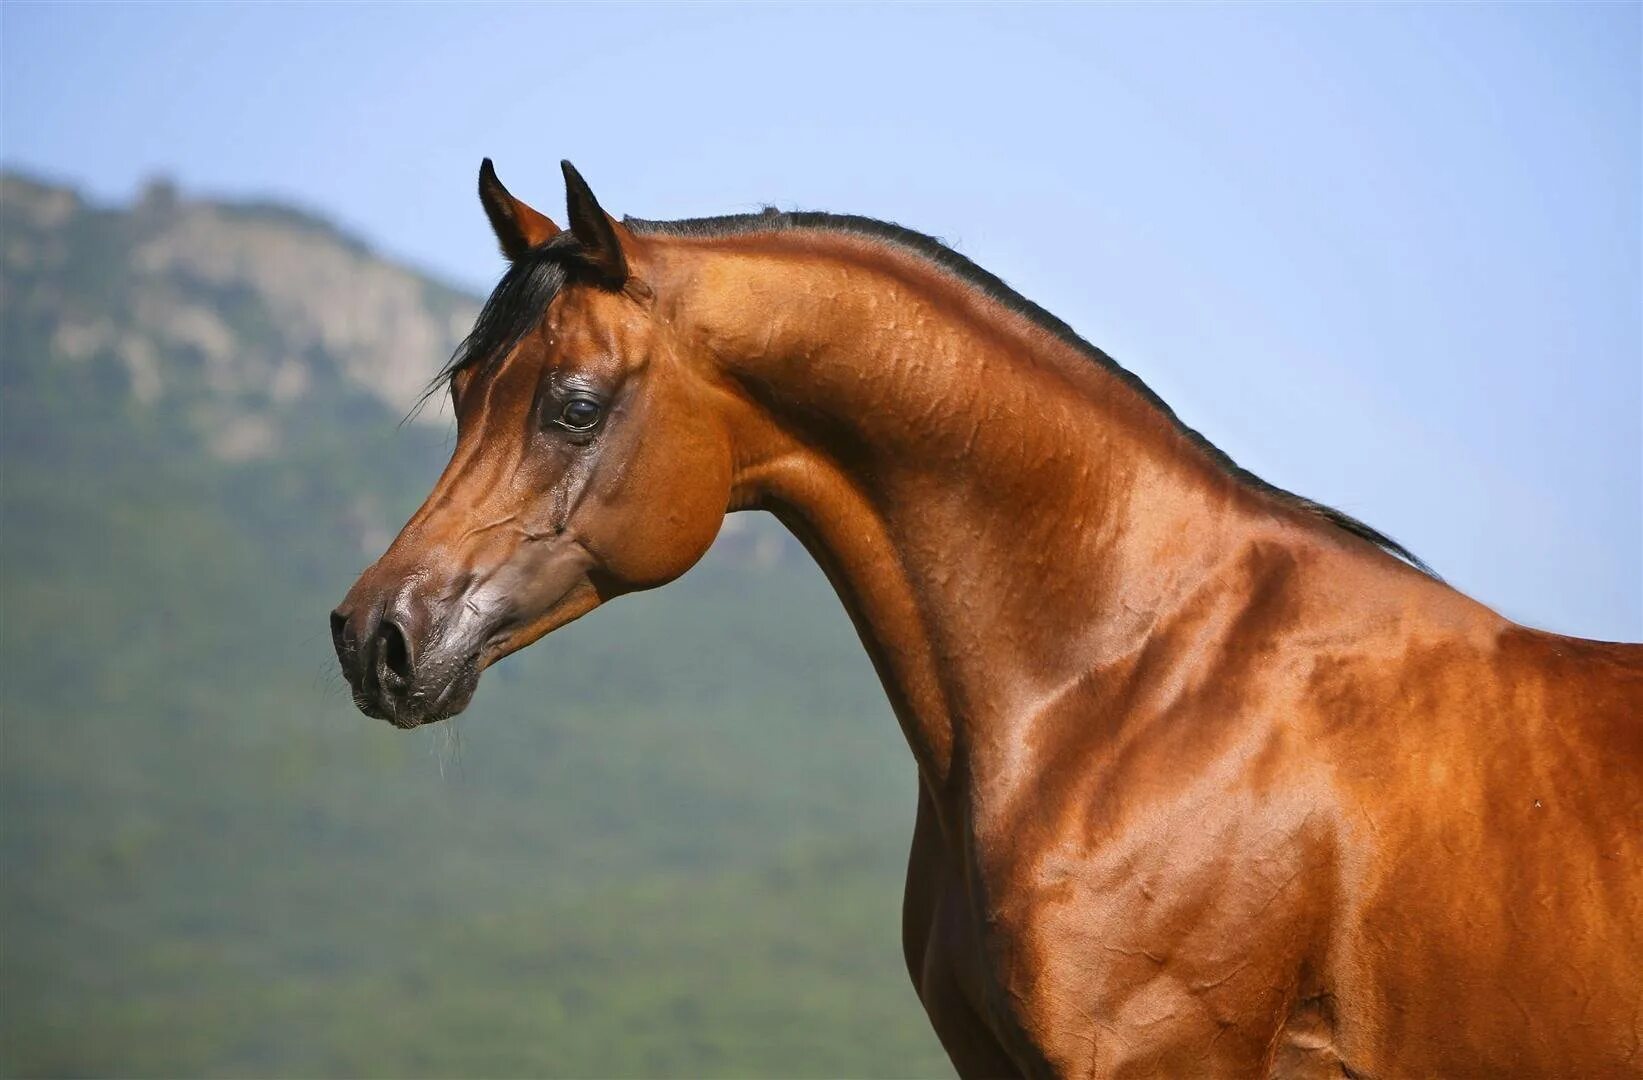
left=333, top=161, right=1643, bottom=1077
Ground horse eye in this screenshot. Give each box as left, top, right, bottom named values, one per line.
left=557, top=398, right=602, bottom=431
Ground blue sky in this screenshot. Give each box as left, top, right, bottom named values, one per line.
left=3, top=3, right=1638, bottom=640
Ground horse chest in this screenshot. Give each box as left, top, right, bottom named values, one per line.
left=913, top=770, right=1341, bottom=1077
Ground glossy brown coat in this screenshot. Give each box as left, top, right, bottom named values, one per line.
left=334, top=164, right=1643, bottom=1077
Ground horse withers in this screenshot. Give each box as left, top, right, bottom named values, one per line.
left=333, top=161, right=1643, bottom=1077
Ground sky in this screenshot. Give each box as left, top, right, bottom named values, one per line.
left=2, top=2, right=1638, bottom=641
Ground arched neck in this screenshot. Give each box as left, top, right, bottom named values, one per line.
left=655, top=231, right=1277, bottom=805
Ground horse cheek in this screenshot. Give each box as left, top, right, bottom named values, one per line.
left=590, top=418, right=733, bottom=591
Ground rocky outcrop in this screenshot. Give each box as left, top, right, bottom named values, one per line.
left=1, top=173, right=478, bottom=459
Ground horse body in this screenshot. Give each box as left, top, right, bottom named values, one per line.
left=335, top=163, right=1643, bottom=1077
left=907, top=560, right=1642, bottom=1077
left=690, top=230, right=1643, bottom=1075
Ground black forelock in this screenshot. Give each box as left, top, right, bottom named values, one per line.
left=419, top=233, right=579, bottom=412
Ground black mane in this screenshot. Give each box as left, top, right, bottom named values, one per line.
left=431, top=210, right=1432, bottom=576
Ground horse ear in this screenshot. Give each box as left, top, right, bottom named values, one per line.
left=560, top=160, right=628, bottom=286
left=478, top=158, right=560, bottom=260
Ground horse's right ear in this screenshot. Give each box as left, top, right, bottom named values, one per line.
left=478, top=158, right=561, bottom=260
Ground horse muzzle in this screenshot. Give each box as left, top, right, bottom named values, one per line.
left=330, top=589, right=487, bottom=728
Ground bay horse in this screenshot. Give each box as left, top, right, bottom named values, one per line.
left=333, top=160, right=1643, bottom=1077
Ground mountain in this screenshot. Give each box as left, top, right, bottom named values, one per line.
left=0, top=173, right=947, bottom=1077
left=2, top=173, right=471, bottom=452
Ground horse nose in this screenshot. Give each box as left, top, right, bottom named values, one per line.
left=331, top=583, right=480, bottom=726
left=330, top=608, right=351, bottom=667
left=331, top=602, right=380, bottom=684
left=332, top=600, right=421, bottom=694
left=377, top=615, right=414, bottom=685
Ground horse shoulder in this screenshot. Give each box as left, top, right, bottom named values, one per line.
left=1273, top=584, right=1643, bottom=1074
left=961, top=549, right=1643, bottom=1076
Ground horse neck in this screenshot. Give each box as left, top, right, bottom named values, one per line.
left=660, top=232, right=1271, bottom=798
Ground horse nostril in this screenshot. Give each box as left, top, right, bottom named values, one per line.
left=380, top=618, right=414, bottom=684
left=330, top=609, right=349, bottom=657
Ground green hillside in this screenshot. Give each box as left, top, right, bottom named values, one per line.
left=0, top=174, right=949, bottom=1077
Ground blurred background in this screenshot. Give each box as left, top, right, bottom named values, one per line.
left=1, top=4, right=1637, bottom=1076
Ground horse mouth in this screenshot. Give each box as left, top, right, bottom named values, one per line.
left=347, top=654, right=482, bottom=730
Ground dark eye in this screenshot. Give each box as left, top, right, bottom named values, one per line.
left=556, top=397, right=603, bottom=431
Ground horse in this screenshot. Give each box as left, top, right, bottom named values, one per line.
left=332, top=160, right=1643, bottom=1078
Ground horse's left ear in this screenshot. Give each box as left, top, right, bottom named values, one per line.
left=561, top=160, right=629, bottom=287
